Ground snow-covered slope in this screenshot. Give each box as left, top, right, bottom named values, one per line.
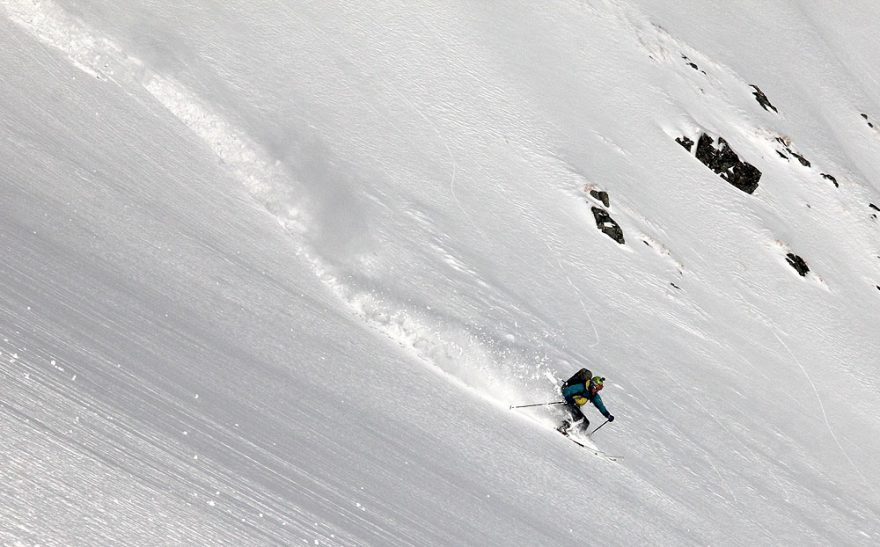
left=2, top=1, right=879, bottom=544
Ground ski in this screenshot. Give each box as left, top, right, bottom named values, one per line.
left=558, top=430, right=621, bottom=462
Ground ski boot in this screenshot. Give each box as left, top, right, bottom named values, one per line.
left=556, top=420, right=572, bottom=435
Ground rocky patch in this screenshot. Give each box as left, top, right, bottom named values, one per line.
left=583, top=186, right=624, bottom=244
left=589, top=189, right=610, bottom=208
left=591, top=207, right=625, bottom=245
left=862, top=113, right=875, bottom=129
left=750, top=85, right=778, bottom=113
left=771, top=135, right=841, bottom=188
left=820, top=173, right=839, bottom=188
left=675, top=136, right=694, bottom=151
left=681, top=55, right=706, bottom=75
left=677, top=133, right=762, bottom=194
left=774, top=137, right=811, bottom=167
left=790, top=151, right=810, bottom=167
left=786, top=253, right=810, bottom=277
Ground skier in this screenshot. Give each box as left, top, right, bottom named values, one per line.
left=557, top=368, right=614, bottom=435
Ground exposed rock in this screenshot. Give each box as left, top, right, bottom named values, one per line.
left=870, top=203, right=880, bottom=212
left=680, top=55, right=706, bottom=75
left=790, top=151, right=811, bottom=167
left=676, top=136, right=694, bottom=151
left=773, top=137, right=811, bottom=167
left=750, top=85, right=778, bottom=113
left=862, top=113, right=875, bottom=128
left=786, top=253, right=810, bottom=277
left=590, top=190, right=610, bottom=208
left=692, top=134, right=762, bottom=194
left=821, top=173, right=839, bottom=188
left=583, top=186, right=611, bottom=208
left=591, top=207, right=625, bottom=245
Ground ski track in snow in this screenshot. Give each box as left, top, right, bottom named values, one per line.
left=541, top=238, right=602, bottom=350
left=0, top=0, right=524, bottom=413
left=386, top=83, right=464, bottom=225
left=772, top=329, right=874, bottom=494
left=0, top=336, right=320, bottom=545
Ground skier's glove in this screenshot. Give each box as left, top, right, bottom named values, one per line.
left=607, top=414, right=615, bottom=422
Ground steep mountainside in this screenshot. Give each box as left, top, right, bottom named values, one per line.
left=2, top=1, right=879, bottom=544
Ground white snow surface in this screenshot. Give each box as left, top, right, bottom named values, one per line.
left=2, top=1, right=880, bottom=544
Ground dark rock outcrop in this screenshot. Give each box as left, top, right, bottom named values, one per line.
left=682, top=55, right=705, bottom=74
left=789, top=150, right=813, bottom=167
left=676, top=136, right=694, bottom=151
left=591, top=207, right=625, bottom=245
left=790, top=152, right=811, bottom=167
left=870, top=203, right=880, bottom=212
left=692, top=134, right=762, bottom=194
left=774, top=137, right=811, bottom=167
left=590, top=189, right=610, bottom=208
left=750, top=85, right=778, bottom=113
left=862, top=113, right=875, bottom=128
left=821, top=173, right=839, bottom=188
left=786, top=253, right=810, bottom=277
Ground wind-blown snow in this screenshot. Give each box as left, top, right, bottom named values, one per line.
left=2, top=1, right=880, bottom=544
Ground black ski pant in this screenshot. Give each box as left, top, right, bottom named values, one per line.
left=563, top=397, right=590, bottom=428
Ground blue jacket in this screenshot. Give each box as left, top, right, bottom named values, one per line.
left=561, top=383, right=610, bottom=418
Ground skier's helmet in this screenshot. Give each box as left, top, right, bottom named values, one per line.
left=590, top=376, right=605, bottom=391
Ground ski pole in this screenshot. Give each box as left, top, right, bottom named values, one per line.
left=509, top=401, right=566, bottom=409
left=587, top=419, right=610, bottom=437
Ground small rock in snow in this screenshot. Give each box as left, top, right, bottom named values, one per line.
left=750, top=85, right=778, bottom=113
left=786, top=253, right=810, bottom=277
left=821, top=173, right=839, bottom=188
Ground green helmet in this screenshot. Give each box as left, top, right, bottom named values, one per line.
left=590, top=376, right=605, bottom=390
